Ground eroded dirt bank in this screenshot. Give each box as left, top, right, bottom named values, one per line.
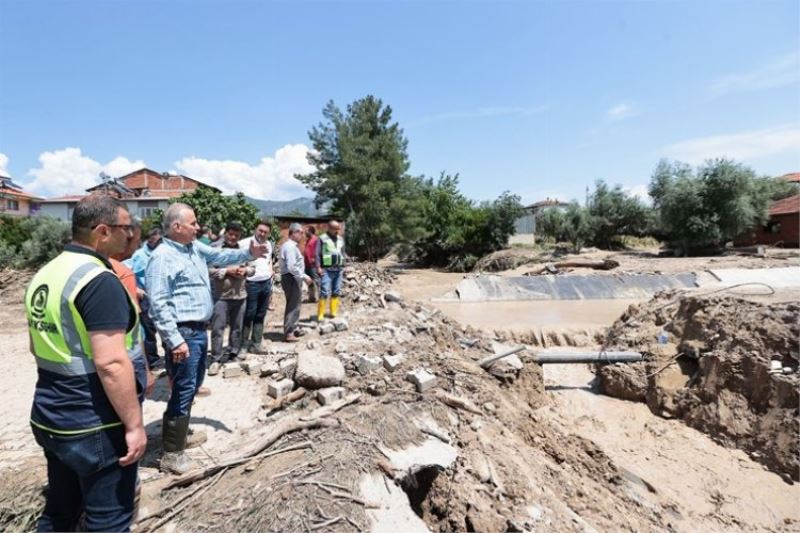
left=598, top=292, right=799, bottom=482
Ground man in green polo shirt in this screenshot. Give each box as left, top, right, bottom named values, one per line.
left=26, top=194, right=145, bottom=532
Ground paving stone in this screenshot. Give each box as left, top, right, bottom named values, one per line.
left=316, top=386, right=345, bottom=406
left=268, top=378, right=294, bottom=399
left=223, top=364, right=244, bottom=379
left=406, top=368, right=437, bottom=393
left=382, top=354, right=404, bottom=372
left=356, top=354, right=382, bottom=375
left=239, top=361, right=262, bottom=375
left=332, top=318, right=349, bottom=332
left=295, top=350, right=345, bottom=389
left=259, top=362, right=280, bottom=378
left=319, top=323, right=336, bottom=335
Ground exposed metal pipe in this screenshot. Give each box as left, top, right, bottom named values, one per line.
left=532, top=351, right=643, bottom=364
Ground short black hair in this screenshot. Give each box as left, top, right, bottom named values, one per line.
left=306, top=225, right=316, bottom=235
left=148, top=227, right=162, bottom=238
left=72, top=194, right=126, bottom=243
left=256, top=219, right=272, bottom=230
left=226, top=221, right=244, bottom=233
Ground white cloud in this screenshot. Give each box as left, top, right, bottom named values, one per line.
left=662, top=124, right=800, bottom=165
left=606, top=103, right=637, bottom=121
left=0, top=153, right=9, bottom=177
left=173, top=143, right=314, bottom=201
left=409, top=104, right=549, bottom=127
left=623, top=184, right=651, bottom=204
left=25, top=148, right=145, bottom=197
left=710, top=50, right=800, bottom=97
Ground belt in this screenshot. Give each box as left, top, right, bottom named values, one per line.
left=176, top=321, right=207, bottom=329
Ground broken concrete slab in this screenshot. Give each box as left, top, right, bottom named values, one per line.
left=223, top=364, right=244, bottom=378
left=316, top=386, right=345, bottom=406
left=239, top=360, right=262, bottom=375
left=295, top=350, right=345, bottom=389
left=332, top=318, right=349, bottom=332
left=356, top=354, right=383, bottom=374
left=259, top=362, right=279, bottom=378
left=382, top=354, right=404, bottom=372
left=319, top=323, right=336, bottom=335
left=268, top=378, right=294, bottom=399
left=406, top=368, right=437, bottom=392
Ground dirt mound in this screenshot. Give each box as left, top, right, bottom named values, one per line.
left=598, top=291, right=799, bottom=481
left=472, top=249, right=541, bottom=272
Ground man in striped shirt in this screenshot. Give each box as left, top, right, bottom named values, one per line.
left=145, top=203, right=268, bottom=474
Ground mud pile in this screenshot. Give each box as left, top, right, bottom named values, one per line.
left=598, top=292, right=799, bottom=481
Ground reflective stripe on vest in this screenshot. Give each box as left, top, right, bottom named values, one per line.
left=26, top=251, right=139, bottom=377
left=320, top=234, right=344, bottom=267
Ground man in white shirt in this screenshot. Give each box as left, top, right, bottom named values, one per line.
left=280, top=223, right=312, bottom=342
left=238, top=220, right=274, bottom=353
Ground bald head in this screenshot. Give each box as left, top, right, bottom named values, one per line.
left=327, top=220, right=341, bottom=238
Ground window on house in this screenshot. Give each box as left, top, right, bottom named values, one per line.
left=139, top=207, right=155, bottom=218
left=7, top=199, right=19, bottom=211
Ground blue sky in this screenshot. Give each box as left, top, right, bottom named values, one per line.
left=1, top=0, right=798, bottom=204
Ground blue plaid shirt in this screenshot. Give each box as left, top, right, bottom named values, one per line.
left=145, top=237, right=253, bottom=349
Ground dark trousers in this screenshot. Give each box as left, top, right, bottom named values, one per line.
left=165, top=325, right=208, bottom=417
left=140, top=295, right=160, bottom=367
left=210, top=298, right=246, bottom=361
left=243, top=279, right=272, bottom=329
left=305, top=267, right=319, bottom=301
left=282, top=273, right=302, bottom=336
left=32, top=425, right=137, bottom=532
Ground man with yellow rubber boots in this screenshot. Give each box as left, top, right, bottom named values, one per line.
left=26, top=195, right=145, bottom=532
left=315, top=220, right=346, bottom=321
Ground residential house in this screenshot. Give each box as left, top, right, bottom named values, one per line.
left=0, top=175, right=43, bottom=217
left=38, top=168, right=221, bottom=221
left=736, top=173, right=800, bottom=248
left=511, top=198, right=569, bottom=245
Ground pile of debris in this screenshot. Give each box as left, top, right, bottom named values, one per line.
left=598, top=291, right=799, bottom=481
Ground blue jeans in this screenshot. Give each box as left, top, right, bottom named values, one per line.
left=165, top=325, right=208, bottom=417
left=139, top=295, right=160, bottom=367
left=243, top=279, right=272, bottom=329
left=32, top=425, right=137, bottom=532
left=320, top=269, right=343, bottom=298
left=132, top=355, right=147, bottom=404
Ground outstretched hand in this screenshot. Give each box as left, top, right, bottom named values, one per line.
left=249, top=239, right=268, bottom=258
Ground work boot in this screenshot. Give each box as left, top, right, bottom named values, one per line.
left=208, top=362, right=221, bottom=376
left=317, top=299, right=327, bottom=322
left=240, top=324, right=252, bottom=354
left=330, top=296, right=340, bottom=318
left=250, top=322, right=265, bottom=353
left=160, top=415, right=197, bottom=475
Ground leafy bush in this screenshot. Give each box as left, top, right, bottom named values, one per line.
left=0, top=216, right=70, bottom=268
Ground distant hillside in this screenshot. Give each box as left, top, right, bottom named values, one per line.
left=245, top=196, right=329, bottom=217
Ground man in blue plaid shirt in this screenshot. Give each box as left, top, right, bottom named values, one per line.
left=146, top=203, right=267, bottom=474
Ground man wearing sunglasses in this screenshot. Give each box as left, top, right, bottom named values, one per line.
left=25, top=194, right=145, bottom=531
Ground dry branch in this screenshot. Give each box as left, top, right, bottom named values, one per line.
left=301, top=393, right=361, bottom=421
left=163, top=418, right=336, bottom=490
left=264, top=387, right=307, bottom=415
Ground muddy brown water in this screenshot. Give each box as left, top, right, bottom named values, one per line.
left=432, top=299, right=640, bottom=331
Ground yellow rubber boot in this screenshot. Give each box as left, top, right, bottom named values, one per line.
left=330, top=296, right=340, bottom=318
left=317, top=299, right=326, bottom=322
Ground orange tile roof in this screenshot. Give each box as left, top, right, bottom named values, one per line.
left=0, top=187, right=44, bottom=200
left=769, top=194, right=800, bottom=216
left=40, top=195, right=88, bottom=203
left=780, top=172, right=800, bottom=183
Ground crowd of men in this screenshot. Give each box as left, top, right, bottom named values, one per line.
left=24, top=195, right=345, bottom=531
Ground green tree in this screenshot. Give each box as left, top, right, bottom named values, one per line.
left=588, top=180, right=653, bottom=249
left=649, top=158, right=776, bottom=254
left=150, top=187, right=262, bottom=235
left=297, top=96, right=414, bottom=260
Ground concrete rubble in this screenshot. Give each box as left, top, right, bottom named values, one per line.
left=294, top=350, right=345, bottom=389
